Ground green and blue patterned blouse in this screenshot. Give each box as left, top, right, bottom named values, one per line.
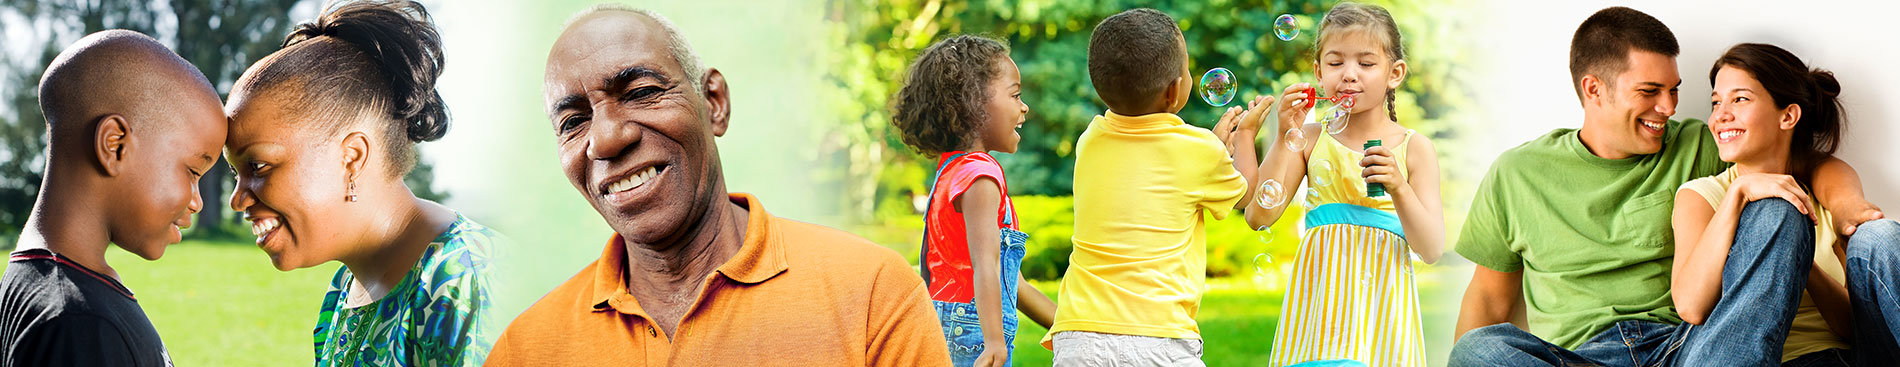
left=313, top=213, right=499, bottom=367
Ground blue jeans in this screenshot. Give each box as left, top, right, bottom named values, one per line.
left=1450, top=199, right=1815, bottom=366
left=1782, top=348, right=1850, bottom=367
left=936, top=227, right=1028, bottom=367
left=1845, top=219, right=1900, bottom=365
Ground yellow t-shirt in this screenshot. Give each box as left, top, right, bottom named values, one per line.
left=1679, top=168, right=1849, bottom=361
left=1043, top=111, right=1247, bottom=347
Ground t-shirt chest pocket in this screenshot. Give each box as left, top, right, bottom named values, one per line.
left=1612, top=192, right=1676, bottom=248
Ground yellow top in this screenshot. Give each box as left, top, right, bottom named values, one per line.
left=1304, top=130, right=1414, bottom=210
left=1680, top=167, right=1848, bottom=361
left=1043, top=111, right=1247, bottom=347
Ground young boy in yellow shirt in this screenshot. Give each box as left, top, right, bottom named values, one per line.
left=1044, top=8, right=1267, bottom=365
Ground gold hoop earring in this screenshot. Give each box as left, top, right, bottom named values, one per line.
left=346, top=181, right=358, bottom=202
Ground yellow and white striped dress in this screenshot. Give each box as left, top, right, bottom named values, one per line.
left=1268, top=130, right=1426, bottom=367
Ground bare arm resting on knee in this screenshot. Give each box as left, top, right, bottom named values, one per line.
left=1812, top=157, right=1885, bottom=235
left=1455, top=265, right=1527, bottom=341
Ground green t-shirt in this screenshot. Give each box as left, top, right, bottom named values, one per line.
left=1456, top=119, right=1729, bottom=349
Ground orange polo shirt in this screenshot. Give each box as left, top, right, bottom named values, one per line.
left=485, top=193, right=949, bottom=366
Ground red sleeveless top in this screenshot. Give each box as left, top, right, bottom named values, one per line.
left=923, top=152, right=1018, bottom=302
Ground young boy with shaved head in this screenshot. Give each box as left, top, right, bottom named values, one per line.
left=0, top=29, right=227, bottom=366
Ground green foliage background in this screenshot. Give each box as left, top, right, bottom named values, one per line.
left=817, top=1, right=1484, bottom=364
left=818, top=0, right=1483, bottom=278
left=0, top=0, right=452, bottom=244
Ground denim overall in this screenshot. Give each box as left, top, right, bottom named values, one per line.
left=922, top=152, right=1028, bottom=367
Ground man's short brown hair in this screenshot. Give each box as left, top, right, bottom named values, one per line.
left=1569, top=7, right=1678, bottom=98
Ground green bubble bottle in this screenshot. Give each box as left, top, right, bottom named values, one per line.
left=1364, top=139, right=1385, bottom=197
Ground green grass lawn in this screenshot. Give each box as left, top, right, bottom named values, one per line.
left=1008, top=278, right=1288, bottom=366
left=2, top=241, right=337, bottom=366
left=0, top=239, right=1468, bottom=365
left=1005, top=267, right=1464, bottom=366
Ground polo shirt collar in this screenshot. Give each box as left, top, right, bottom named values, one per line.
left=585, top=193, right=789, bottom=312
left=1101, top=110, right=1186, bottom=130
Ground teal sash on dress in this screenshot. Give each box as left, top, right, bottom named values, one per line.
left=1303, top=203, right=1405, bottom=239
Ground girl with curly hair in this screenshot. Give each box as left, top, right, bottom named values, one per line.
left=891, top=35, right=1057, bottom=367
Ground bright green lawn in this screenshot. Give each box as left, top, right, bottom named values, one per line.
left=1008, top=278, right=1287, bottom=366
left=2, top=241, right=337, bottom=366
left=0, top=240, right=1466, bottom=365
left=1004, top=267, right=1464, bottom=366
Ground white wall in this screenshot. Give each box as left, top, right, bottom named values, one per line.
left=1468, top=0, right=1900, bottom=209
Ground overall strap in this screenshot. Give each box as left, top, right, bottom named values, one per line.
left=920, top=152, right=973, bottom=284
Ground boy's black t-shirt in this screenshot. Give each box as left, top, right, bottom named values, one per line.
left=0, top=249, right=171, bottom=366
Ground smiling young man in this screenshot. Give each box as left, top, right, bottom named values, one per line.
left=0, top=30, right=226, bottom=366
left=483, top=6, right=949, bottom=366
left=1447, top=7, right=1881, bottom=366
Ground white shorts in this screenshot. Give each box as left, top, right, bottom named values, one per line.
left=1050, top=331, right=1205, bottom=367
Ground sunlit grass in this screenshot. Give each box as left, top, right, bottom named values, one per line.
left=2, top=241, right=337, bottom=366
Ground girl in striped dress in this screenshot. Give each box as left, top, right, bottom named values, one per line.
left=1237, top=3, right=1447, bottom=366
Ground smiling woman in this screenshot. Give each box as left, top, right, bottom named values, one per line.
left=220, top=0, right=504, bottom=366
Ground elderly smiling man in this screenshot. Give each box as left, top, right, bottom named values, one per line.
left=485, top=6, right=950, bottom=366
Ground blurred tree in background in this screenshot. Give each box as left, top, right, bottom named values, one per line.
left=0, top=0, right=449, bottom=243
left=818, top=0, right=1481, bottom=279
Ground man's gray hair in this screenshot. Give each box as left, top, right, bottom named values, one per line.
left=567, top=4, right=706, bottom=94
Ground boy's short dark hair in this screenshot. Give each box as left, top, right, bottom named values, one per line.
left=1569, top=6, right=1678, bottom=98
left=1088, top=8, right=1184, bottom=113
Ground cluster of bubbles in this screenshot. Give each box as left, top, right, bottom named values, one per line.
left=1274, top=14, right=1300, bottom=41
left=1319, top=93, right=1357, bottom=134
left=1253, top=223, right=1278, bottom=287
left=1255, top=179, right=1286, bottom=210
left=1199, top=67, right=1237, bottom=106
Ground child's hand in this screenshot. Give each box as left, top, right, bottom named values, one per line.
left=1212, top=96, right=1275, bottom=147
left=1234, top=95, right=1273, bottom=134
left=974, top=342, right=1009, bottom=367
left=1213, top=105, right=1244, bottom=147
left=1360, top=145, right=1409, bottom=195
left=1277, top=83, right=1315, bottom=132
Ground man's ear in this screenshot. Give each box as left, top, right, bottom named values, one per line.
left=703, top=68, right=731, bottom=137
left=93, top=114, right=130, bottom=177
left=1580, top=74, right=1606, bottom=108
left=340, top=131, right=371, bottom=182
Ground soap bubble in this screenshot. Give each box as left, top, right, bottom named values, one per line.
left=1199, top=67, right=1237, bottom=106
left=1320, top=94, right=1356, bottom=134
left=1274, top=14, right=1300, bottom=41
left=1310, top=158, right=1334, bottom=187
left=1255, top=179, right=1286, bottom=209
left=1304, top=187, right=1323, bottom=208
left=1282, top=128, right=1306, bottom=152
left=1253, top=253, right=1275, bottom=274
